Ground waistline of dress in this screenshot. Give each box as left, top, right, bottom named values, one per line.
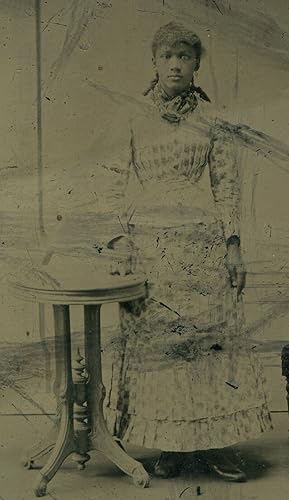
left=124, top=207, right=221, bottom=230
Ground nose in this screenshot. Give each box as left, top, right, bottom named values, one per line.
left=169, top=55, right=181, bottom=72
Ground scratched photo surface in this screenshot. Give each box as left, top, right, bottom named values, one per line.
left=1, top=1, right=289, bottom=499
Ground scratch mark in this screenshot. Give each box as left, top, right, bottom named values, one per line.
left=211, top=0, right=223, bottom=14
left=5, top=380, right=54, bottom=422
left=246, top=298, right=289, bottom=337
left=179, top=485, right=202, bottom=498
left=43, top=21, right=67, bottom=28
left=48, top=492, right=58, bottom=500
left=151, top=298, right=181, bottom=317
left=234, top=49, right=239, bottom=100
left=127, top=211, right=136, bottom=227
left=207, top=38, right=219, bottom=106
left=137, top=9, right=162, bottom=14
left=11, top=403, right=32, bottom=423
left=179, top=486, right=193, bottom=498
left=35, top=0, right=46, bottom=242
left=25, top=247, right=34, bottom=266
left=117, top=215, right=126, bottom=234
left=164, top=255, right=175, bottom=272
left=42, top=6, right=67, bottom=32
left=165, top=1, right=289, bottom=70
left=250, top=164, right=260, bottom=219
left=85, top=78, right=289, bottom=170
left=46, top=0, right=93, bottom=84
left=0, top=165, right=18, bottom=170
left=264, top=156, right=289, bottom=177
left=45, top=0, right=111, bottom=88
left=225, top=381, right=239, bottom=389
left=107, top=235, right=125, bottom=249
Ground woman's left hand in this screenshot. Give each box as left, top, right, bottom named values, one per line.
left=226, top=242, right=246, bottom=298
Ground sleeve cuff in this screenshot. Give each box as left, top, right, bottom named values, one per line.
left=226, top=234, right=240, bottom=247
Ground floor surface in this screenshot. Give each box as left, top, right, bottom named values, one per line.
left=1, top=412, right=289, bottom=500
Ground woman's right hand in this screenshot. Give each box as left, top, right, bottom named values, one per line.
left=107, top=234, right=134, bottom=276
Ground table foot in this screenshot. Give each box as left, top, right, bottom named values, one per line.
left=72, top=452, right=90, bottom=470
left=132, top=464, right=151, bottom=488
left=90, top=421, right=150, bottom=488
left=33, top=398, right=76, bottom=496
left=34, top=420, right=75, bottom=498
left=34, top=477, right=48, bottom=498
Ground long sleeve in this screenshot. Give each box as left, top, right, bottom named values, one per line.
left=208, top=119, right=241, bottom=243
left=92, top=106, right=143, bottom=275
left=92, top=107, right=134, bottom=243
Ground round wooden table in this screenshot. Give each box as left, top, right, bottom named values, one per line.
left=9, top=268, right=150, bottom=497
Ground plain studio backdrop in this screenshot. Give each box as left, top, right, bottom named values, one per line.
left=0, top=0, right=289, bottom=413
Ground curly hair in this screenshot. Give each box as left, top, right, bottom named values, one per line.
left=151, top=21, right=204, bottom=71
left=143, top=21, right=210, bottom=102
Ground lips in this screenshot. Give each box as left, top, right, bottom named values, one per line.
left=168, top=75, right=183, bottom=81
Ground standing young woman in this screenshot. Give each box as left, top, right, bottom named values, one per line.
left=104, top=22, right=273, bottom=482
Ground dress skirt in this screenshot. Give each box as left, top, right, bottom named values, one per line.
left=104, top=211, right=273, bottom=451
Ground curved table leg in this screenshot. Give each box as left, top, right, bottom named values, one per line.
left=34, top=402, right=75, bottom=496
left=89, top=410, right=150, bottom=488
left=84, top=305, right=150, bottom=488
left=34, top=305, right=76, bottom=497
left=24, top=301, right=66, bottom=469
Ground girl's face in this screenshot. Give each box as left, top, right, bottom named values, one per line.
left=153, top=42, right=199, bottom=97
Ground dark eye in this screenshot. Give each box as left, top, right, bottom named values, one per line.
left=181, top=54, right=190, bottom=61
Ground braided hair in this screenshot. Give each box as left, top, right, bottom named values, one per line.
left=143, top=76, right=211, bottom=103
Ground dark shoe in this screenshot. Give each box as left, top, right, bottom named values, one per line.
left=154, top=452, right=185, bottom=478
left=204, top=450, right=247, bottom=483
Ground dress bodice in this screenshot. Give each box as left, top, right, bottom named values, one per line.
left=130, top=104, right=212, bottom=186
left=97, top=96, right=241, bottom=242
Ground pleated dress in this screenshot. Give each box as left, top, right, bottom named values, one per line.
left=103, top=94, right=273, bottom=452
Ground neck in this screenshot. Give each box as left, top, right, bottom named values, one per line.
left=151, top=80, right=198, bottom=123
left=159, top=81, right=192, bottom=99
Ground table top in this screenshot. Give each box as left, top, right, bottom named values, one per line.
left=7, top=254, right=147, bottom=305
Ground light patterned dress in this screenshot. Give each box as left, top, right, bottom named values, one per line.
left=102, top=95, right=273, bottom=452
